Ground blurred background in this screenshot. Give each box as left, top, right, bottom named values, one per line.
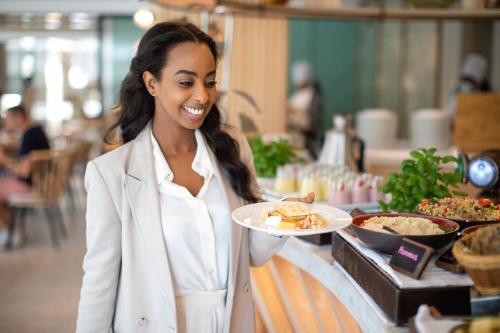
left=0, top=0, right=498, bottom=332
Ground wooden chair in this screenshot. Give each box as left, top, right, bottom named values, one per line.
left=6, top=149, right=72, bottom=248
left=64, top=139, right=93, bottom=210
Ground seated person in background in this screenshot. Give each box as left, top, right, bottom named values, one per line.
left=287, top=60, right=323, bottom=159
left=0, top=105, right=50, bottom=247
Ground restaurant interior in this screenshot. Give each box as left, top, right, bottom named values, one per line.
left=0, top=0, right=499, bottom=332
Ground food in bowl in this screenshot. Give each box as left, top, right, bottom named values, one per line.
left=361, top=216, right=448, bottom=235
left=352, top=213, right=459, bottom=253
left=263, top=203, right=328, bottom=230
left=463, top=225, right=500, bottom=255
left=452, top=316, right=500, bottom=333
left=453, top=224, right=500, bottom=295
left=417, top=197, right=500, bottom=222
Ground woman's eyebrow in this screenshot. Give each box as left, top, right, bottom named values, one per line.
left=174, top=69, right=216, bottom=77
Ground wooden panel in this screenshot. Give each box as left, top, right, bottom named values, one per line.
left=154, top=6, right=203, bottom=26
left=454, top=93, right=500, bottom=153
left=272, top=256, right=321, bottom=333
left=154, top=0, right=216, bottom=8
left=492, top=22, right=500, bottom=98
left=255, top=307, right=268, bottom=333
left=301, top=270, right=362, bottom=333
left=251, top=256, right=363, bottom=333
left=251, top=264, right=295, bottom=332
left=229, top=16, right=288, bottom=133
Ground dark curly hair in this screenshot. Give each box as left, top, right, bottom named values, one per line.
left=107, top=21, right=258, bottom=203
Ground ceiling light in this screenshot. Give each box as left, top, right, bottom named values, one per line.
left=133, top=9, right=155, bottom=29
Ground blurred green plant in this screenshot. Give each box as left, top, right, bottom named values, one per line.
left=379, top=148, right=466, bottom=213
left=248, top=136, right=302, bottom=178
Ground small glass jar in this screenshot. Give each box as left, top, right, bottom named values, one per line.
left=275, top=165, right=296, bottom=194
left=352, top=176, right=369, bottom=204
left=328, top=180, right=351, bottom=206
left=369, top=176, right=386, bottom=202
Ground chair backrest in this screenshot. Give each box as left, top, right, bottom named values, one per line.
left=73, top=140, right=93, bottom=166
left=29, top=149, right=72, bottom=203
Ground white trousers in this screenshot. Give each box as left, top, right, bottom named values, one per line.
left=175, top=289, right=227, bottom=333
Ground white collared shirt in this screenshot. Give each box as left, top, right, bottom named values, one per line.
left=150, top=128, right=230, bottom=297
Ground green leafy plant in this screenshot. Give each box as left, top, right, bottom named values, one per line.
left=379, top=148, right=466, bottom=213
left=248, top=136, right=302, bottom=178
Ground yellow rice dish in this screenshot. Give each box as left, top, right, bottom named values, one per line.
left=361, top=216, right=446, bottom=236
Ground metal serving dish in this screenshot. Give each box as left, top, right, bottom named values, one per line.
left=351, top=213, right=460, bottom=253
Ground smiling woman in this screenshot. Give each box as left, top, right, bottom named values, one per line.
left=143, top=43, right=217, bottom=129
left=76, top=21, right=306, bottom=333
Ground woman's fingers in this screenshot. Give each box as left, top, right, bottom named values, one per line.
left=301, top=192, right=315, bottom=203
left=284, top=192, right=315, bottom=203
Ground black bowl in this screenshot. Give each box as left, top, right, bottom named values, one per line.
left=351, top=213, right=460, bottom=254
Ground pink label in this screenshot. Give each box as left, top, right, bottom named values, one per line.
left=398, top=246, right=419, bottom=261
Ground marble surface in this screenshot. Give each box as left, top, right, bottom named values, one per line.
left=278, top=236, right=407, bottom=333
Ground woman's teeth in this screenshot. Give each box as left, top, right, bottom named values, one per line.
left=184, top=106, right=204, bottom=115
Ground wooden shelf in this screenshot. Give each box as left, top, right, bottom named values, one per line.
left=152, top=0, right=500, bottom=20
left=382, top=7, right=500, bottom=19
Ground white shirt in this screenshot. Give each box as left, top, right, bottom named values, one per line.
left=150, top=128, right=231, bottom=297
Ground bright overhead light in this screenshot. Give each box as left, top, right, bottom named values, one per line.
left=133, top=9, right=155, bottom=29
left=68, top=66, right=89, bottom=90
left=1, top=94, right=22, bottom=114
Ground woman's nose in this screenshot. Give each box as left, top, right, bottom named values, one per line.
left=194, top=84, right=209, bottom=104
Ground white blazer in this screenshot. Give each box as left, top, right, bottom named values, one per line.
left=76, top=126, right=286, bottom=333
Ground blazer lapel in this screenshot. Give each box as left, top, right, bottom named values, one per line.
left=125, top=128, right=176, bottom=321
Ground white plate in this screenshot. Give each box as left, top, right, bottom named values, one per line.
left=231, top=201, right=352, bottom=236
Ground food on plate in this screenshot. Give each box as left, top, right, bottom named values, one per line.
left=263, top=203, right=329, bottom=230
left=276, top=204, right=310, bottom=218
left=417, top=197, right=500, bottom=222
left=360, top=216, right=448, bottom=235
left=463, top=224, right=500, bottom=255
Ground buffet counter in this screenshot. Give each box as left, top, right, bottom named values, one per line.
left=277, top=236, right=406, bottom=333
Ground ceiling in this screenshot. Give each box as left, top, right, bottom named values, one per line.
left=0, top=0, right=146, bottom=15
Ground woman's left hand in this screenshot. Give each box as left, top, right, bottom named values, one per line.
left=283, top=192, right=315, bottom=204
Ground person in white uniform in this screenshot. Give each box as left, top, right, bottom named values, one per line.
left=287, top=60, right=322, bottom=159
left=76, top=22, right=314, bottom=333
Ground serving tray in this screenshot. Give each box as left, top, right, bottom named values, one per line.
left=331, top=232, right=471, bottom=324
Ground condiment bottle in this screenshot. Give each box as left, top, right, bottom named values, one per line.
left=352, top=177, right=369, bottom=203
left=328, top=181, right=351, bottom=206
left=369, top=176, right=386, bottom=202
left=275, top=165, right=296, bottom=194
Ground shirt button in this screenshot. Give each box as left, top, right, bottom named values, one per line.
left=243, top=283, right=249, bottom=293
left=137, top=317, right=148, bottom=328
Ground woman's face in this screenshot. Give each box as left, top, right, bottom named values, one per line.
left=144, top=42, right=217, bottom=131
